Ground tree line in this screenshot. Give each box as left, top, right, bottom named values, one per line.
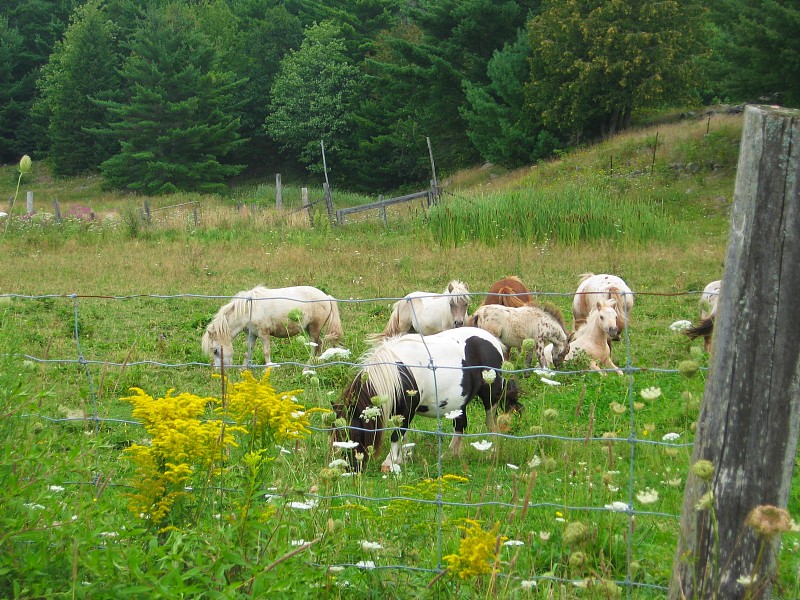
left=1, top=0, right=798, bottom=193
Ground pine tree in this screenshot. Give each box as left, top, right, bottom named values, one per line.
left=37, top=1, right=122, bottom=176
left=99, top=3, right=244, bottom=194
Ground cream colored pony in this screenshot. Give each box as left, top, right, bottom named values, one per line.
left=565, top=299, right=624, bottom=375
left=372, top=280, right=470, bottom=340
left=201, top=285, right=342, bottom=367
left=686, top=280, right=721, bottom=352
left=572, top=273, right=634, bottom=341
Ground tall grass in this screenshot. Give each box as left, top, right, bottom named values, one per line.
left=427, top=186, right=669, bottom=247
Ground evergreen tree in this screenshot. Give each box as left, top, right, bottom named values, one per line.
left=265, top=21, right=363, bottom=176
left=527, top=0, right=708, bottom=141
left=0, top=0, right=78, bottom=162
left=708, top=0, right=800, bottom=106
left=37, top=1, right=122, bottom=176
left=99, top=3, right=244, bottom=194
left=461, top=29, right=561, bottom=167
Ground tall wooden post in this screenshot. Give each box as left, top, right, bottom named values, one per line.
left=669, top=105, right=800, bottom=599
left=276, top=173, right=282, bottom=210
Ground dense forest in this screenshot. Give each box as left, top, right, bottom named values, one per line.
left=1, top=0, right=798, bottom=193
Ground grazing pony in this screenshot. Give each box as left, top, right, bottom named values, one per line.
left=469, top=303, right=569, bottom=369
left=572, top=273, right=634, bottom=341
left=564, top=299, right=623, bottom=375
left=481, top=275, right=534, bottom=308
left=201, top=285, right=342, bottom=367
left=372, top=280, right=470, bottom=340
left=686, top=280, right=721, bottom=352
left=334, top=327, right=522, bottom=472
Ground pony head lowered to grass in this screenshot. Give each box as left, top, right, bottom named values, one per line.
left=469, top=302, right=569, bottom=369
left=201, top=285, right=342, bottom=367
left=481, top=275, right=535, bottom=308
left=333, top=327, right=522, bottom=472
left=369, top=280, right=470, bottom=341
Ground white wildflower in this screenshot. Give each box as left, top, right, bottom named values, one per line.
left=520, top=580, right=538, bottom=590
left=361, top=541, right=383, bottom=552
left=503, top=540, right=524, bottom=546
left=540, top=377, right=561, bottom=386
left=506, top=463, right=520, bottom=470
left=640, top=387, right=662, bottom=400
left=333, top=441, right=359, bottom=449
left=528, top=455, right=542, bottom=468
left=471, top=440, right=493, bottom=452
left=670, top=320, right=693, bottom=332
left=318, top=347, right=350, bottom=360
left=539, top=531, right=551, bottom=541
left=360, top=406, right=382, bottom=422
left=444, top=409, right=463, bottom=419
left=288, top=501, right=316, bottom=510
left=24, top=503, right=45, bottom=510
left=328, top=459, right=349, bottom=469
left=49, top=485, right=65, bottom=492
left=290, top=539, right=306, bottom=546
left=662, top=432, right=681, bottom=442
left=355, top=560, right=376, bottom=569
left=605, top=501, right=629, bottom=512
left=482, top=369, right=497, bottom=384
left=302, top=369, right=317, bottom=376
left=636, top=488, right=659, bottom=504
left=328, top=566, right=345, bottom=573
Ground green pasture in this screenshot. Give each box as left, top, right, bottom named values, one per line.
left=1, top=114, right=798, bottom=598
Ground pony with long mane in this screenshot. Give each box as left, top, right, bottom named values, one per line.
left=371, top=280, right=470, bottom=340
left=469, top=302, right=569, bottom=369
left=334, top=327, right=522, bottom=472
left=481, top=275, right=534, bottom=308
left=201, top=285, right=342, bottom=367
left=686, top=280, right=721, bottom=352
left=564, top=299, right=623, bottom=375
left=572, top=273, right=634, bottom=341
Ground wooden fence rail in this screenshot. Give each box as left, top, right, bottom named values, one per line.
left=336, top=188, right=436, bottom=225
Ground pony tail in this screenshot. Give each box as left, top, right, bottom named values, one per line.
left=381, top=301, right=403, bottom=337
left=324, top=299, right=343, bottom=345
left=685, top=318, right=714, bottom=341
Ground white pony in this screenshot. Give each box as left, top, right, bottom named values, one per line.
left=469, top=302, right=569, bottom=369
left=372, top=280, right=470, bottom=340
left=201, top=285, right=343, bottom=367
left=572, top=273, right=634, bottom=341
left=686, top=280, right=721, bottom=352
left=564, top=299, right=624, bottom=375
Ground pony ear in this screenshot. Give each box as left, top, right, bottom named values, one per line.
left=607, top=299, right=616, bottom=307
left=595, top=301, right=602, bottom=310
left=448, top=282, right=455, bottom=293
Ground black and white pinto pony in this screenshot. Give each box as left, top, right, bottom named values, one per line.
left=201, top=285, right=342, bottom=367
left=686, top=280, right=721, bottom=352
left=369, top=280, right=470, bottom=341
left=334, top=327, right=522, bottom=472
left=469, top=302, right=570, bottom=369
left=572, top=273, right=634, bottom=342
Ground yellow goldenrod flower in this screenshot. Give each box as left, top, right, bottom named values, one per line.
left=443, top=519, right=506, bottom=579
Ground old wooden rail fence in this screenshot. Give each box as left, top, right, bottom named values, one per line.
left=335, top=183, right=439, bottom=225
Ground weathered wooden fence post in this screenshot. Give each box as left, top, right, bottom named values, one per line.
left=669, top=105, right=800, bottom=599
left=26, top=191, right=33, bottom=215
left=301, top=187, right=313, bottom=226
left=427, top=136, right=439, bottom=204
left=54, top=199, right=61, bottom=224
left=276, top=173, right=282, bottom=210
left=323, top=182, right=334, bottom=223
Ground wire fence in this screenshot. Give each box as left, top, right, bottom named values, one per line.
left=2, top=288, right=711, bottom=596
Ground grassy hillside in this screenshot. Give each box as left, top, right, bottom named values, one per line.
left=6, top=110, right=797, bottom=600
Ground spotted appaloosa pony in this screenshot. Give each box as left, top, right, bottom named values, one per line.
left=686, top=280, right=721, bottom=352
left=469, top=302, right=569, bottom=369
left=333, top=327, right=522, bottom=472
left=371, top=280, right=470, bottom=340
left=572, top=273, right=634, bottom=342
left=201, top=285, right=342, bottom=367
left=564, top=299, right=624, bottom=375
left=481, top=275, right=535, bottom=308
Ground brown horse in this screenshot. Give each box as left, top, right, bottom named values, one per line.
left=481, top=276, right=534, bottom=308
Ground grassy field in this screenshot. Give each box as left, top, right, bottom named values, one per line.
left=1, top=111, right=798, bottom=598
